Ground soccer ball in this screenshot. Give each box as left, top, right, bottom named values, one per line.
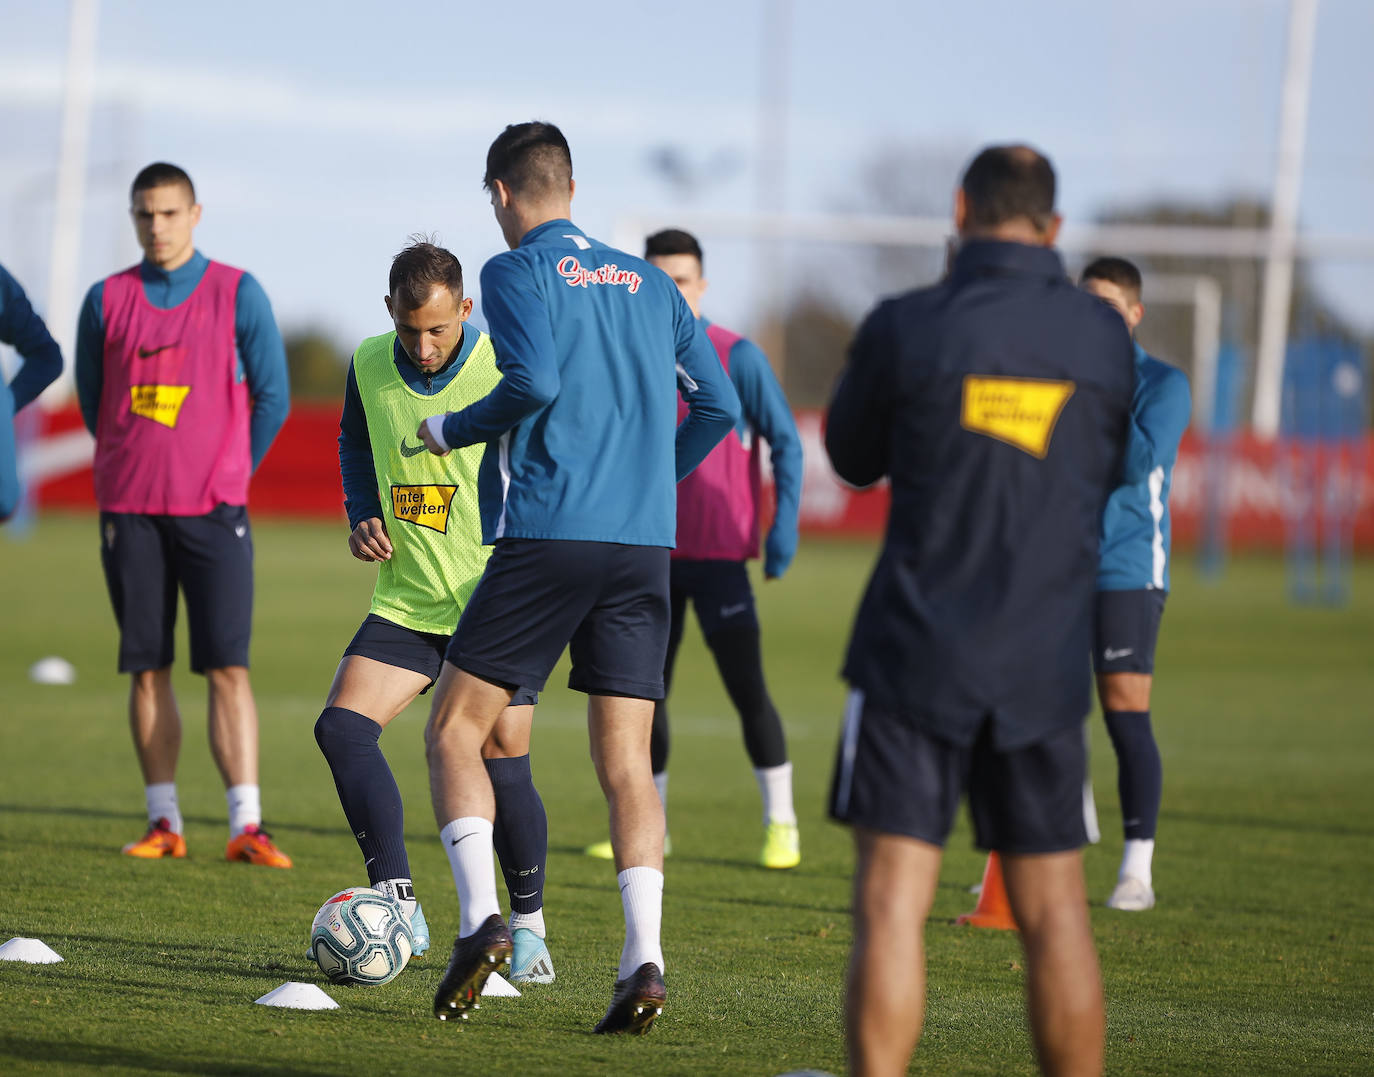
left=309, top=887, right=414, bottom=986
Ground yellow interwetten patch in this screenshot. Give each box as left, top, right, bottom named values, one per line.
left=391, top=484, right=458, bottom=534
left=960, top=376, right=1076, bottom=459
left=129, top=385, right=191, bottom=428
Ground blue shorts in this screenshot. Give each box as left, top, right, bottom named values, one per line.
left=99, top=504, right=253, bottom=674
left=670, top=559, right=758, bottom=638
left=344, top=614, right=537, bottom=704
left=828, top=690, right=1088, bottom=854
left=446, top=538, right=670, bottom=700
left=1093, top=589, right=1167, bottom=674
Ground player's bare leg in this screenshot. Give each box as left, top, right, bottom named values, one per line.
left=587, top=694, right=663, bottom=873
left=847, top=827, right=941, bottom=1077
left=1002, top=850, right=1105, bottom=1077
left=129, top=666, right=180, bottom=783
left=327, top=654, right=431, bottom=729
left=205, top=665, right=258, bottom=786
left=426, top=664, right=516, bottom=1020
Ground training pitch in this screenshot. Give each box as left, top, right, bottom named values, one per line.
left=1, top=515, right=1371, bottom=1075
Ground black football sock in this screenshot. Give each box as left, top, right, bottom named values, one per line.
left=1103, top=709, right=1162, bottom=840
left=314, top=706, right=410, bottom=884
left=486, top=754, right=548, bottom=916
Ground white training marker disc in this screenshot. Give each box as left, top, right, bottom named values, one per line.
left=481, top=971, right=521, bottom=997
left=0, top=937, right=63, bottom=964
left=28, top=657, right=76, bottom=686
left=255, top=982, right=340, bottom=1010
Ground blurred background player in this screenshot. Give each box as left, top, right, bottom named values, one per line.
left=583, top=227, right=803, bottom=870
left=0, top=263, right=63, bottom=521
left=75, top=162, right=292, bottom=867
left=826, top=145, right=1132, bottom=1076
left=417, top=121, right=738, bottom=1032
left=317, top=238, right=553, bottom=981
left=1080, top=256, right=1192, bottom=912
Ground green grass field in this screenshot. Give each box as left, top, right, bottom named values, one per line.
left=1, top=514, right=1372, bottom=1075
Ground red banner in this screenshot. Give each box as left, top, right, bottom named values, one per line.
left=24, top=405, right=1374, bottom=550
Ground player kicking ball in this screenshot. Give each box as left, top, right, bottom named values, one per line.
left=1081, top=256, right=1191, bottom=912
left=313, top=239, right=554, bottom=983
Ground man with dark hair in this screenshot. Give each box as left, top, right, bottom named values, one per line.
left=416, top=121, right=739, bottom=1033
left=313, top=238, right=554, bottom=983
left=1, top=263, right=63, bottom=521
left=75, top=162, right=292, bottom=867
left=584, top=226, right=804, bottom=870
left=826, top=143, right=1131, bottom=1075
left=1080, top=255, right=1191, bottom=913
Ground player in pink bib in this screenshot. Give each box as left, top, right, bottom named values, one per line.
left=75, top=162, right=292, bottom=869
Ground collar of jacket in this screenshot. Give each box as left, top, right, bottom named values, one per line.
left=950, top=239, right=1065, bottom=283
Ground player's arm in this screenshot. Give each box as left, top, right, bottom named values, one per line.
left=0, top=266, right=63, bottom=412
left=1121, top=365, right=1192, bottom=485
left=731, top=337, right=802, bottom=579
left=825, top=302, right=894, bottom=488
left=673, top=292, right=740, bottom=480
left=74, top=283, right=104, bottom=436
left=421, top=255, right=558, bottom=454
left=338, top=359, right=391, bottom=562
left=235, top=272, right=291, bottom=472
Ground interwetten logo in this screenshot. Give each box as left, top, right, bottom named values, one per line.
left=557, top=256, right=642, bottom=294
left=960, top=376, right=1076, bottom=459
left=391, top=484, right=458, bottom=534
left=129, top=385, right=191, bottom=428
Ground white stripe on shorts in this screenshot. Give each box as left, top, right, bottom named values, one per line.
left=833, top=688, right=866, bottom=818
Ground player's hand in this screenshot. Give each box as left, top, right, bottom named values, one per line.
left=418, top=417, right=450, bottom=456
left=349, top=517, right=393, bottom=562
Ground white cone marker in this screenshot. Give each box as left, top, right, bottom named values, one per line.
left=481, top=971, right=520, bottom=997
left=255, top=982, right=339, bottom=1009
left=0, top=938, right=63, bottom=963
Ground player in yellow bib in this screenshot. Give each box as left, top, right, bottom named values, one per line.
left=313, top=240, right=553, bottom=984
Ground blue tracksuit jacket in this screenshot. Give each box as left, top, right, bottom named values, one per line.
left=439, top=219, right=740, bottom=547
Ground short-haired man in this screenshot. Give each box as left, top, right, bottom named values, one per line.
left=416, top=121, right=738, bottom=1032
left=584, top=227, right=804, bottom=869
left=316, top=239, right=553, bottom=981
left=1, top=263, right=63, bottom=520
left=1080, top=256, right=1191, bottom=913
left=75, top=162, right=292, bottom=867
left=826, top=145, right=1133, bottom=1075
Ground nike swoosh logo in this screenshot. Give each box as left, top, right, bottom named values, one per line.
left=450, top=833, right=476, bottom=846
left=719, top=602, right=750, bottom=619
left=514, top=891, right=537, bottom=900
left=137, top=344, right=176, bottom=359
left=1103, top=647, right=1134, bottom=661
left=400, top=438, right=427, bottom=458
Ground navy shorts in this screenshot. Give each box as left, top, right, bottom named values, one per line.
left=670, top=559, right=758, bottom=638
left=344, top=613, right=537, bottom=704
left=828, top=690, right=1089, bottom=854
left=1093, top=589, right=1167, bottom=674
left=99, top=504, right=253, bottom=674
left=446, top=538, right=670, bottom=700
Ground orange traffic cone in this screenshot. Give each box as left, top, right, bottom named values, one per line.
left=957, top=851, right=1019, bottom=930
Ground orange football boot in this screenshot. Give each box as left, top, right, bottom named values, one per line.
left=225, top=824, right=293, bottom=868
left=122, top=817, right=187, bottom=859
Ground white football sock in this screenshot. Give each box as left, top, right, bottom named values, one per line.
left=440, top=817, right=501, bottom=936
left=226, top=784, right=261, bottom=836
left=510, top=908, right=546, bottom=938
left=617, top=866, right=664, bottom=980
left=377, top=878, right=418, bottom=919
left=755, top=762, right=797, bottom=825
left=1120, top=839, right=1155, bottom=887
left=146, top=782, right=182, bottom=834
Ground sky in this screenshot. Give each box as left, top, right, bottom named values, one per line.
left=2, top=0, right=1372, bottom=376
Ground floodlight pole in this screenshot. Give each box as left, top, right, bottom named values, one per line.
left=755, top=0, right=792, bottom=380
left=1253, top=0, right=1319, bottom=438
left=42, top=0, right=100, bottom=407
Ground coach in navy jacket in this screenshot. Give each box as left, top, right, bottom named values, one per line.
left=825, top=145, right=1133, bottom=1076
